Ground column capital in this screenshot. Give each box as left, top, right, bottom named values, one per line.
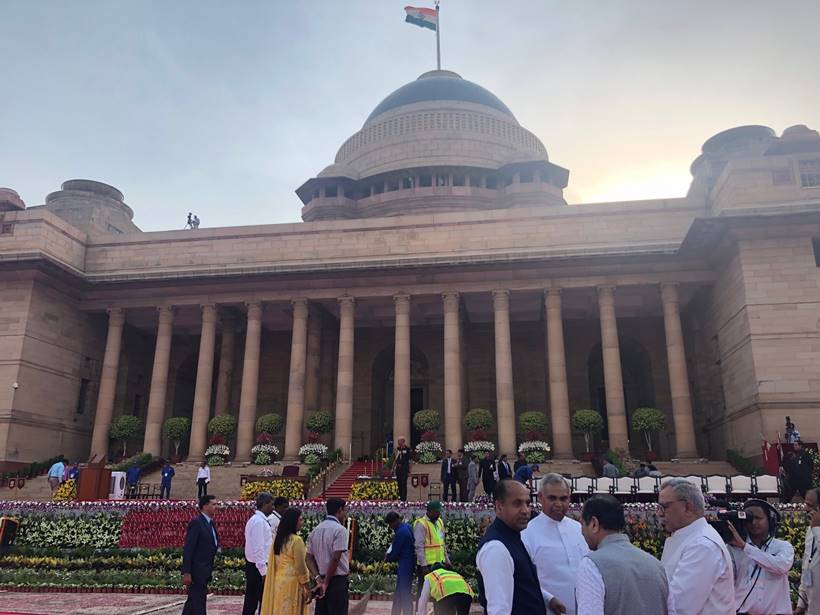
left=544, top=287, right=562, bottom=297
left=492, top=289, right=510, bottom=308
left=442, top=291, right=460, bottom=310
left=393, top=293, right=410, bottom=304
left=544, top=288, right=562, bottom=309
left=201, top=303, right=218, bottom=322
left=291, top=298, right=309, bottom=317
left=338, top=295, right=355, bottom=306
left=660, top=282, right=679, bottom=304
left=596, top=285, right=616, bottom=304
left=245, top=301, right=263, bottom=319
left=157, top=305, right=175, bottom=324
left=107, top=307, right=125, bottom=325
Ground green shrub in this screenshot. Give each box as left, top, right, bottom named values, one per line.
left=109, top=415, right=143, bottom=457
left=255, top=413, right=284, bottom=435
left=727, top=449, right=763, bottom=475
left=464, top=408, right=493, bottom=431
left=207, top=454, right=225, bottom=466
left=518, top=411, right=548, bottom=436
left=572, top=409, right=603, bottom=453
left=412, top=409, right=440, bottom=432
left=208, top=415, right=237, bottom=437
left=162, top=417, right=191, bottom=456
left=111, top=453, right=153, bottom=471
left=306, top=410, right=333, bottom=434
left=304, top=453, right=321, bottom=466
left=631, top=408, right=666, bottom=452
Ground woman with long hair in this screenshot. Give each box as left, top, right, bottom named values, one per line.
left=260, top=506, right=311, bottom=615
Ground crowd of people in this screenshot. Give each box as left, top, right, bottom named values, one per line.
left=178, top=477, right=820, bottom=615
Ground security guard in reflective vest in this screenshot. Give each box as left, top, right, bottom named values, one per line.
left=416, top=563, right=475, bottom=615
left=414, top=501, right=449, bottom=599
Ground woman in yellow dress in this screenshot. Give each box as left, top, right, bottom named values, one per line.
left=260, top=507, right=312, bottom=615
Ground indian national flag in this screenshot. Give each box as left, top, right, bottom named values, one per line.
left=405, top=6, right=437, bottom=31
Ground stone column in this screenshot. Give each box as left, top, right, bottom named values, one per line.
left=284, top=299, right=309, bottom=459
left=492, top=290, right=516, bottom=456
left=597, top=286, right=629, bottom=452
left=236, top=302, right=263, bottom=462
left=661, top=283, right=699, bottom=458
left=213, top=314, right=236, bottom=416
left=334, top=296, right=355, bottom=459
left=443, top=292, right=463, bottom=451
left=90, top=308, right=125, bottom=459
left=545, top=290, right=573, bottom=458
left=143, top=306, right=175, bottom=457
left=393, top=294, right=411, bottom=445
left=304, top=307, right=322, bottom=413
left=188, top=304, right=218, bottom=460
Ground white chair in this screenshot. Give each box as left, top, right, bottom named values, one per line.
left=574, top=476, right=595, bottom=496
left=704, top=475, right=728, bottom=495
left=613, top=477, right=634, bottom=496
left=595, top=477, right=614, bottom=494
left=635, top=476, right=659, bottom=496
left=683, top=475, right=706, bottom=493
left=755, top=475, right=780, bottom=496
left=729, top=475, right=753, bottom=497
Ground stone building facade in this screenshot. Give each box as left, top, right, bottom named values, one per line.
left=1, top=70, right=819, bottom=466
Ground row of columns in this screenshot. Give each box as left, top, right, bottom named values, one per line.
left=89, top=282, right=699, bottom=463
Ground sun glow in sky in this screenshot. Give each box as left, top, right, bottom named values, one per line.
left=1, top=1, right=818, bottom=230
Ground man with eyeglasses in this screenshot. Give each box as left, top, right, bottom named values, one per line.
left=521, top=473, right=588, bottom=614
left=658, top=478, right=734, bottom=615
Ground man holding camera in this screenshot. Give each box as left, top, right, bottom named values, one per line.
left=657, top=478, right=734, bottom=615
left=725, top=499, right=793, bottom=615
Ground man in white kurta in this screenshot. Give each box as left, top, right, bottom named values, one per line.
left=658, top=478, right=734, bottom=615
left=522, top=473, right=589, bottom=615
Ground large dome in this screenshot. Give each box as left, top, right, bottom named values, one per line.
left=366, top=70, right=515, bottom=124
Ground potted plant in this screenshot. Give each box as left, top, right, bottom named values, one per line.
left=305, top=409, right=333, bottom=443
left=631, top=407, right=666, bottom=461
left=517, top=411, right=551, bottom=462
left=206, top=415, right=237, bottom=463
left=162, top=416, right=191, bottom=462
left=109, top=415, right=143, bottom=459
left=572, top=409, right=603, bottom=460
left=463, top=408, right=496, bottom=456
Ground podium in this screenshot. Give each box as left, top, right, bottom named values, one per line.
left=77, top=462, right=112, bottom=500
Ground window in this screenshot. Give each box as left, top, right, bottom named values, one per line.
left=0, top=222, right=13, bottom=235
left=325, top=185, right=338, bottom=198
left=485, top=176, right=498, bottom=189
left=453, top=175, right=465, bottom=186
left=76, top=378, right=90, bottom=414
left=800, top=160, right=820, bottom=187
left=435, top=174, right=449, bottom=187
left=520, top=171, right=534, bottom=183
left=812, top=238, right=820, bottom=267
left=373, top=183, right=384, bottom=195
left=344, top=188, right=354, bottom=200
left=402, top=177, right=414, bottom=189
left=468, top=176, right=481, bottom=188
left=387, top=179, right=399, bottom=192
left=420, top=175, right=433, bottom=187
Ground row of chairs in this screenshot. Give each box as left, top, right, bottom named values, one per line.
left=126, top=482, right=166, bottom=499
left=568, top=474, right=780, bottom=499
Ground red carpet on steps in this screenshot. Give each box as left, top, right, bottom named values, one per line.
left=322, top=462, right=382, bottom=499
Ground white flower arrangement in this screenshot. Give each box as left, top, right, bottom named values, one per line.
left=298, top=443, right=328, bottom=458
left=414, top=441, right=443, bottom=454
left=517, top=441, right=551, bottom=454
left=463, top=440, right=495, bottom=454
left=251, top=444, right=280, bottom=456
left=204, top=444, right=230, bottom=457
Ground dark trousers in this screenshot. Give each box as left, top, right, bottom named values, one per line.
left=457, top=477, right=468, bottom=502
left=442, top=476, right=457, bottom=501
left=197, top=478, right=208, bottom=498
left=315, top=575, right=349, bottom=615
left=160, top=483, right=171, bottom=499
left=392, top=561, right=414, bottom=615
left=181, top=581, right=208, bottom=615
left=482, top=478, right=495, bottom=498
left=396, top=468, right=409, bottom=501
left=242, top=561, right=264, bottom=615
left=434, top=593, right=473, bottom=615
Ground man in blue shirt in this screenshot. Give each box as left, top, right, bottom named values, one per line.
left=126, top=465, right=141, bottom=498
left=514, top=463, right=539, bottom=485
left=385, top=511, right=415, bottom=615
left=160, top=462, right=175, bottom=499
left=47, top=459, right=65, bottom=493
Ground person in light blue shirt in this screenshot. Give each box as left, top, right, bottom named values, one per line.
left=47, top=459, right=65, bottom=492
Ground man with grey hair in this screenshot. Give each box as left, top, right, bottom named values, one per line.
left=658, top=478, right=734, bottom=615
left=522, top=473, right=588, bottom=614
left=242, top=491, right=275, bottom=615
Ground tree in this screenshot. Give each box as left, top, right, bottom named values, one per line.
left=631, top=407, right=667, bottom=452
left=306, top=410, right=333, bottom=435
left=208, top=414, right=237, bottom=437
left=162, top=417, right=191, bottom=457
left=412, top=409, right=441, bottom=432
left=518, top=411, right=549, bottom=439
left=255, top=413, right=284, bottom=435
left=109, top=415, right=143, bottom=458
left=464, top=408, right=494, bottom=432
left=571, top=409, right=603, bottom=453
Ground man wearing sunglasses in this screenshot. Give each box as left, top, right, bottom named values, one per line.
left=658, top=478, right=734, bottom=615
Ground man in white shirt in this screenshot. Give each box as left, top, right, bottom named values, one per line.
left=658, top=477, right=734, bottom=615
left=796, top=487, right=820, bottom=615
left=196, top=461, right=210, bottom=498
left=267, top=496, right=289, bottom=536
left=726, top=498, right=793, bottom=615
left=242, top=492, right=275, bottom=615
left=522, top=473, right=588, bottom=615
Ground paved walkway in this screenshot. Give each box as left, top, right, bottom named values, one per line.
left=0, top=591, right=483, bottom=614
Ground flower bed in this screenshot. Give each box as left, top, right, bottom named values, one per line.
left=349, top=479, right=399, bottom=501
left=298, top=443, right=328, bottom=460
left=517, top=441, right=551, bottom=463
left=414, top=441, right=442, bottom=464
left=52, top=479, right=77, bottom=503
left=250, top=444, right=280, bottom=465
left=463, top=440, right=495, bottom=456
left=239, top=479, right=305, bottom=502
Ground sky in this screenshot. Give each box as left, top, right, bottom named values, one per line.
left=2, top=1, right=819, bottom=231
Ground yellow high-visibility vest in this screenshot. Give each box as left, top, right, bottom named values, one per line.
left=414, top=516, right=446, bottom=565
left=425, top=569, right=475, bottom=602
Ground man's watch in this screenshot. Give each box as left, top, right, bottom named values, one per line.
left=314, top=574, right=323, bottom=583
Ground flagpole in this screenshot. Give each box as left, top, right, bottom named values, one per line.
left=435, top=0, right=441, bottom=70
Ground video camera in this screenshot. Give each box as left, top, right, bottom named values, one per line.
left=707, top=501, right=748, bottom=543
